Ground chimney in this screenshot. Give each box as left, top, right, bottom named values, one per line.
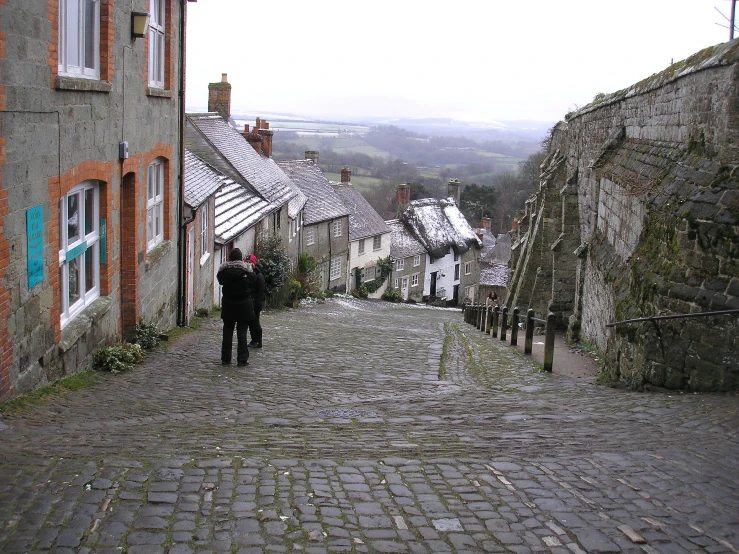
left=257, top=127, right=274, bottom=157
left=447, top=178, right=461, bottom=206
left=208, top=73, right=231, bottom=122
left=397, top=184, right=411, bottom=206
left=482, top=217, right=491, bottom=231
left=245, top=132, right=263, bottom=155
left=305, top=150, right=319, bottom=164
left=341, top=167, right=352, bottom=183
left=241, top=124, right=250, bottom=141
left=476, top=230, right=484, bottom=242
left=255, top=117, right=261, bottom=130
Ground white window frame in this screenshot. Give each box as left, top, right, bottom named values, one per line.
left=148, top=0, right=166, bottom=88
left=394, top=278, right=398, bottom=288
left=59, top=181, right=100, bottom=328
left=396, top=258, right=405, bottom=271
left=358, top=238, right=365, bottom=255
left=464, top=261, right=471, bottom=275
left=330, top=257, right=342, bottom=281
left=200, top=203, right=209, bottom=263
left=401, top=277, right=408, bottom=291
left=59, top=0, right=100, bottom=79
left=372, top=235, right=381, bottom=251
left=333, top=220, right=342, bottom=237
left=411, top=273, right=419, bottom=287
left=464, top=285, right=472, bottom=299
left=305, top=226, right=315, bottom=246
left=147, top=159, right=165, bottom=251
left=413, top=254, right=420, bottom=267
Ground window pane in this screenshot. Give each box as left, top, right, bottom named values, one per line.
left=68, top=257, right=80, bottom=306
left=155, top=206, right=161, bottom=237
left=84, top=187, right=94, bottom=235
left=67, top=0, right=80, bottom=67
left=148, top=166, right=155, bottom=200
left=84, top=249, right=94, bottom=293
left=67, top=193, right=80, bottom=243
left=147, top=208, right=153, bottom=240
left=84, top=0, right=96, bottom=70
left=155, top=165, right=162, bottom=197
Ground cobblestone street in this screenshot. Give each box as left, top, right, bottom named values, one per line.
left=0, top=298, right=737, bottom=553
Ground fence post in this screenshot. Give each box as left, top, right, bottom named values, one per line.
left=492, top=306, right=499, bottom=338
left=500, top=307, right=508, bottom=341
left=525, top=309, right=534, bottom=354
left=476, top=305, right=482, bottom=329
left=479, top=306, right=486, bottom=331
left=485, top=307, right=492, bottom=334
left=510, top=307, right=520, bottom=346
left=544, top=312, right=555, bottom=372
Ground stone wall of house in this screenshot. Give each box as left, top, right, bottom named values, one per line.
left=0, top=0, right=183, bottom=400
left=302, top=217, right=350, bottom=292
left=508, top=39, right=739, bottom=391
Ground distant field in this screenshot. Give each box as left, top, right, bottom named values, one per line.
left=333, top=144, right=391, bottom=158
left=324, top=172, right=385, bottom=192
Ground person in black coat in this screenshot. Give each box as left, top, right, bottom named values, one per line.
left=216, top=248, right=256, bottom=366
left=247, top=254, right=266, bottom=348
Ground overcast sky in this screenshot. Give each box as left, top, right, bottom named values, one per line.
left=185, top=1, right=733, bottom=123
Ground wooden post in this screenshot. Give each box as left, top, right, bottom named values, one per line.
left=479, top=306, right=486, bottom=331
left=492, top=306, right=499, bottom=338
left=500, top=306, right=508, bottom=341
left=544, top=312, right=556, bottom=372
left=476, top=305, right=483, bottom=329
left=510, top=307, right=520, bottom=346
left=525, top=309, right=534, bottom=354
left=485, top=307, right=492, bottom=334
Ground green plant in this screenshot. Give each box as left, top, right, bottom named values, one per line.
left=133, top=320, right=160, bottom=349
left=382, top=287, right=402, bottom=302
left=195, top=308, right=210, bottom=318
left=0, top=371, right=99, bottom=416
left=255, top=232, right=291, bottom=308
left=323, top=289, right=336, bottom=298
left=93, top=343, right=144, bottom=374
left=287, top=279, right=303, bottom=306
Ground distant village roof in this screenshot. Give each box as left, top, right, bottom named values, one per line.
left=480, top=262, right=509, bottom=287
left=386, top=219, right=426, bottom=260
left=185, top=113, right=307, bottom=219
left=277, top=160, right=350, bottom=225
left=478, top=228, right=497, bottom=259
left=332, top=182, right=391, bottom=241
left=183, top=149, right=224, bottom=210
left=401, top=197, right=482, bottom=259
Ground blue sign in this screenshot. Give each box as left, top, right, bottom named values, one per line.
left=100, top=219, right=107, bottom=263
left=66, top=241, right=87, bottom=263
left=26, top=205, right=44, bottom=289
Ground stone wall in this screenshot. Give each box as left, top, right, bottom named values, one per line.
left=508, top=39, right=739, bottom=391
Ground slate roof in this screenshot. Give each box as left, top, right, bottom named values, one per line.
left=401, top=198, right=482, bottom=259
left=480, top=263, right=509, bottom=287
left=386, top=219, right=425, bottom=260
left=214, top=180, right=275, bottom=245
left=185, top=113, right=307, bottom=218
left=276, top=160, right=350, bottom=225
left=332, top=183, right=391, bottom=241
left=184, top=149, right=223, bottom=210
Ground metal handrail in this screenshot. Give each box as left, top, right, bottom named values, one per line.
left=606, top=309, right=739, bottom=328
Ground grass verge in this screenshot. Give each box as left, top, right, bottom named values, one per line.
left=1, top=370, right=100, bottom=417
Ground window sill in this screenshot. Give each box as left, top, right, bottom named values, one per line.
left=55, top=76, right=112, bottom=93
left=200, top=251, right=210, bottom=267
left=146, top=87, right=173, bottom=98
left=146, top=240, right=171, bottom=270
left=59, top=296, right=112, bottom=353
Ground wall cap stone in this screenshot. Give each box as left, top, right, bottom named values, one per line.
left=55, top=77, right=112, bottom=93
left=59, top=296, right=113, bottom=353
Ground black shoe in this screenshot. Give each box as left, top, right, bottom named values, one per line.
left=221, top=360, right=231, bottom=365
left=248, top=342, right=262, bottom=349
left=237, top=361, right=250, bottom=367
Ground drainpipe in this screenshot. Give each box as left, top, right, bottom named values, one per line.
left=176, top=0, right=187, bottom=326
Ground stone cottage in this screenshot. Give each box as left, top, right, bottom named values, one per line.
left=0, top=0, right=191, bottom=400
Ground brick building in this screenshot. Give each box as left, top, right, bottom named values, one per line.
left=0, top=0, right=190, bottom=400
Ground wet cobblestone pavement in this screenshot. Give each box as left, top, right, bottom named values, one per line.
left=0, top=298, right=737, bottom=553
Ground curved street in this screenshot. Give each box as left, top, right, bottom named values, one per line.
left=0, top=298, right=737, bottom=553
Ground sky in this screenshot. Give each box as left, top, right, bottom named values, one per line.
left=185, top=0, right=734, bottom=124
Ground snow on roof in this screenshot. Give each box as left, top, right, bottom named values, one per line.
left=185, top=113, right=306, bottom=218
left=480, top=262, right=509, bottom=287
left=401, top=197, right=482, bottom=259
left=184, top=149, right=224, bottom=210
left=386, top=219, right=426, bottom=259
left=332, top=182, right=391, bottom=241
left=277, top=160, right=350, bottom=224
left=214, top=180, right=276, bottom=245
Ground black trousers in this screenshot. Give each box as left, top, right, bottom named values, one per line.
left=222, top=319, right=249, bottom=364
left=249, top=304, right=263, bottom=345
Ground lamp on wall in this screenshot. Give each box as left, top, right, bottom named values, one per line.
left=131, top=11, right=150, bottom=39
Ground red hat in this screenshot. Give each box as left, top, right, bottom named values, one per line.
left=248, top=254, right=258, bottom=265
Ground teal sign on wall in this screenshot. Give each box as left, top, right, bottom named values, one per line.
left=26, top=205, right=44, bottom=289
left=100, top=219, right=107, bottom=263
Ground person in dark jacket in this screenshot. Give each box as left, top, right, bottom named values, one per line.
left=216, top=248, right=256, bottom=366
left=247, top=254, right=266, bottom=348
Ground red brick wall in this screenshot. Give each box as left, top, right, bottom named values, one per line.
left=0, top=0, right=11, bottom=400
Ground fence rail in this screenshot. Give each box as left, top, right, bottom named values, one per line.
left=606, top=309, right=739, bottom=327
left=462, top=304, right=557, bottom=372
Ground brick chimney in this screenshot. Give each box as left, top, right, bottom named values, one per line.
left=482, top=217, right=491, bottom=231
left=257, top=119, right=273, bottom=157
left=397, top=184, right=411, bottom=206
left=447, top=178, right=461, bottom=206
left=208, top=73, right=231, bottom=122
left=341, top=167, right=351, bottom=183
left=245, top=132, right=263, bottom=155
left=305, top=150, right=319, bottom=164
left=241, top=124, right=250, bottom=140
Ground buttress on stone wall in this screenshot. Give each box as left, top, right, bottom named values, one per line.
left=508, top=39, right=739, bottom=391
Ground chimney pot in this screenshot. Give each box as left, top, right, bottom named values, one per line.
left=244, top=124, right=249, bottom=133
left=482, top=216, right=491, bottom=231
left=397, top=184, right=411, bottom=206
left=221, top=73, right=227, bottom=82
left=447, top=178, right=461, bottom=206
left=341, top=167, right=352, bottom=183
left=305, top=150, right=319, bottom=164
